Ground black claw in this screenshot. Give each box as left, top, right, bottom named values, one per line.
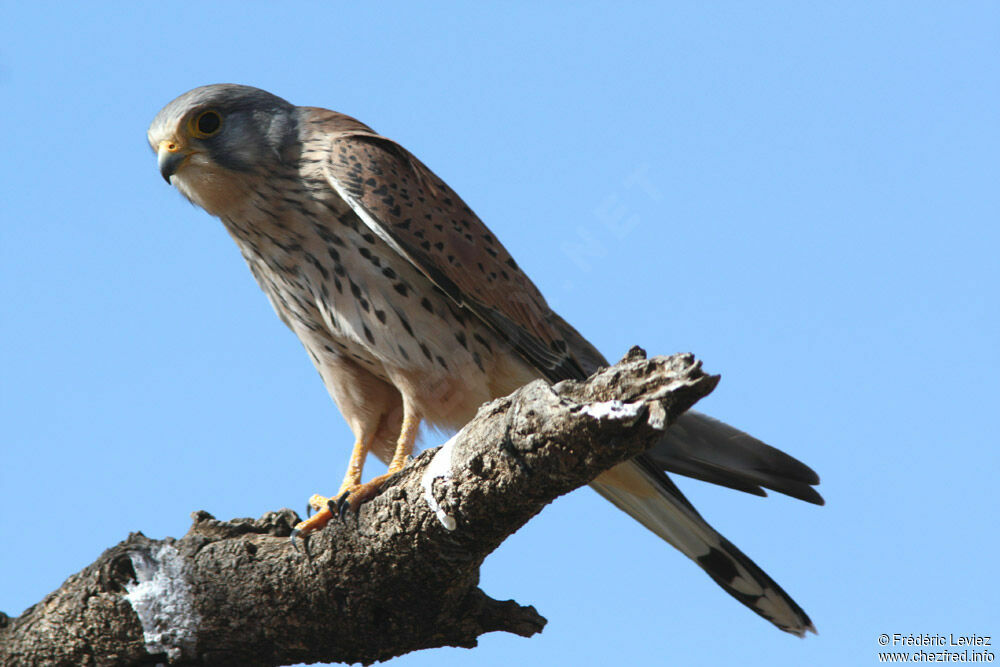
left=335, top=490, right=352, bottom=520
left=306, top=503, right=313, bottom=518
left=290, top=529, right=312, bottom=558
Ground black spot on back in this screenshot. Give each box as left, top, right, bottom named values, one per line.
left=397, top=312, right=414, bottom=337
left=473, top=333, right=493, bottom=352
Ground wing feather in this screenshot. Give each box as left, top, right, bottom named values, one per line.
left=319, top=125, right=585, bottom=381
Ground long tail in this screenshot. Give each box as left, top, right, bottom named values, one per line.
left=651, top=411, right=824, bottom=505
left=591, top=456, right=817, bottom=636
left=548, top=318, right=821, bottom=632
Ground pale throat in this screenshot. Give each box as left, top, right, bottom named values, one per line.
left=173, top=164, right=257, bottom=222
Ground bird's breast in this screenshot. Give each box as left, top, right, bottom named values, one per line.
left=219, top=179, right=534, bottom=426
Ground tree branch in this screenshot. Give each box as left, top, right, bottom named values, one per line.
left=0, top=348, right=718, bottom=666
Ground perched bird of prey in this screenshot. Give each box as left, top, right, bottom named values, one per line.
left=149, top=84, right=823, bottom=636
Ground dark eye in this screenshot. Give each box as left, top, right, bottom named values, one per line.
left=191, top=110, right=222, bottom=138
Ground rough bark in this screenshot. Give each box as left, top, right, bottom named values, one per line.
left=0, top=348, right=718, bottom=666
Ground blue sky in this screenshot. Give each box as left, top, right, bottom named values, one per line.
left=2, top=3, right=997, bottom=665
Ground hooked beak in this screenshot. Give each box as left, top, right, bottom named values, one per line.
left=157, top=139, right=192, bottom=183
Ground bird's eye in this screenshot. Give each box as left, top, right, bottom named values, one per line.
left=190, top=110, right=222, bottom=138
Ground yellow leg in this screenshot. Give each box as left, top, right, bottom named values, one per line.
left=291, top=405, right=422, bottom=544
left=339, top=432, right=374, bottom=494
left=388, top=409, right=421, bottom=473
left=294, top=431, right=376, bottom=538
left=333, top=405, right=421, bottom=513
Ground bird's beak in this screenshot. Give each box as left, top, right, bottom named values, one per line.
left=157, top=139, right=191, bottom=183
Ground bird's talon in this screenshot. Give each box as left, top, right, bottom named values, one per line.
left=300, top=534, right=311, bottom=558
left=336, top=490, right=352, bottom=520
left=290, top=516, right=321, bottom=558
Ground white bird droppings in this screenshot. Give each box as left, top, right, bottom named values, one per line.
left=124, top=543, right=200, bottom=662
left=580, top=400, right=643, bottom=423
left=421, top=433, right=460, bottom=530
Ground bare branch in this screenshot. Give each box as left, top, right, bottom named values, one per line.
left=0, top=349, right=717, bottom=666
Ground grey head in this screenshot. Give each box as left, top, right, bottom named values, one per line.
left=148, top=84, right=299, bottom=184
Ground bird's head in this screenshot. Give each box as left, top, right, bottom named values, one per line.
left=148, top=84, right=299, bottom=216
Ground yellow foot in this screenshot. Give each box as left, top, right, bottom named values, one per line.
left=290, top=498, right=335, bottom=553
left=332, top=473, right=395, bottom=518
left=289, top=477, right=397, bottom=553
left=306, top=493, right=331, bottom=515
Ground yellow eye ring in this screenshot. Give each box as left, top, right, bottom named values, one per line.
left=189, top=110, right=222, bottom=138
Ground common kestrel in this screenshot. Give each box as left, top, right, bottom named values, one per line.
left=149, top=84, right=822, bottom=636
